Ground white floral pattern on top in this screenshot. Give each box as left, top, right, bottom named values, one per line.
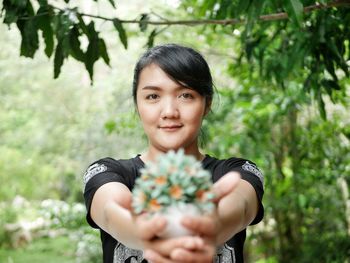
left=112, top=242, right=236, bottom=263
left=242, top=161, right=264, bottom=186
left=214, top=244, right=236, bottom=263
left=113, top=243, right=145, bottom=263
left=83, top=163, right=107, bottom=186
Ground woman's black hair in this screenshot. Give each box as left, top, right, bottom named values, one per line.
left=132, top=43, right=214, bottom=106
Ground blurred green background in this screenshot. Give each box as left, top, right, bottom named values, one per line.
left=0, top=0, right=349, bottom=262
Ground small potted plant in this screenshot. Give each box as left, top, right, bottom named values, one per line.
left=132, top=149, right=215, bottom=238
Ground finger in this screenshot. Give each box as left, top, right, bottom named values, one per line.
left=181, top=215, right=216, bottom=237
left=145, top=236, right=204, bottom=256
left=144, top=249, right=182, bottom=263
left=170, top=245, right=216, bottom=263
left=137, top=215, right=167, bottom=240
left=120, top=192, right=132, bottom=211
left=212, top=171, right=241, bottom=203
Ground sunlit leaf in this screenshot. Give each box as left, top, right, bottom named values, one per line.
left=77, top=14, right=89, bottom=35
left=17, top=19, right=39, bottom=58
left=99, top=39, right=110, bottom=65
left=113, top=18, right=128, bottom=49
left=139, top=13, right=149, bottom=32
left=317, top=91, right=327, bottom=120
left=104, top=120, right=116, bottom=134
left=68, top=26, right=85, bottom=62
left=54, top=41, right=64, bottom=78
left=107, top=0, right=116, bottom=8
left=2, top=0, right=20, bottom=24
left=85, top=22, right=100, bottom=82
left=286, top=0, right=303, bottom=26
left=146, top=29, right=157, bottom=48
left=36, top=6, right=54, bottom=57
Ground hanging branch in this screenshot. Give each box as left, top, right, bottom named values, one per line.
left=15, top=1, right=350, bottom=25
left=53, top=0, right=350, bottom=26
left=1, top=0, right=349, bottom=84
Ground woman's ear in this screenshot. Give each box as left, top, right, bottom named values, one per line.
left=204, top=98, right=212, bottom=116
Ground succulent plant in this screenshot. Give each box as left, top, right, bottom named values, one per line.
left=132, top=149, right=215, bottom=215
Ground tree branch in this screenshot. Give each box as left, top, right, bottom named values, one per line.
left=17, top=1, right=350, bottom=26
left=74, top=1, right=350, bottom=25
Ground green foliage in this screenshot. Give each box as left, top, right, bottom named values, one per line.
left=36, top=4, right=54, bottom=57
left=0, top=146, right=60, bottom=200
left=2, top=0, right=349, bottom=99
left=0, top=198, right=101, bottom=262
left=0, top=236, right=76, bottom=263
left=1, top=0, right=120, bottom=81
left=286, top=0, right=304, bottom=26
left=202, top=70, right=350, bottom=261
left=113, top=18, right=128, bottom=49
left=181, top=0, right=349, bottom=114
left=0, top=203, right=17, bottom=247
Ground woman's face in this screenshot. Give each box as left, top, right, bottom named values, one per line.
left=136, top=63, right=208, bottom=155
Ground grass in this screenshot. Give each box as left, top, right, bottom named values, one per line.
left=0, top=236, right=76, bottom=263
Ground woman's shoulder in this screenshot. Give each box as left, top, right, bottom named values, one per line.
left=203, top=155, right=263, bottom=181
left=203, top=154, right=253, bottom=168
left=86, top=155, right=142, bottom=172
left=83, top=155, right=142, bottom=190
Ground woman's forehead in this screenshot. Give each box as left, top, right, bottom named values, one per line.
left=137, top=64, right=183, bottom=89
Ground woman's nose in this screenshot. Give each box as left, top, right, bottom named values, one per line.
left=160, top=99, right=179, bottom=119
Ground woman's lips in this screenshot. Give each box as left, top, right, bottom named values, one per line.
left=159, top=124, right=183, bottom=131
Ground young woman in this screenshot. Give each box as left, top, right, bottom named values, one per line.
left=83, top=44, right=264, bottom=263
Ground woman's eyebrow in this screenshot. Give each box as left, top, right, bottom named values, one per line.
left=141, top=85, right=191, bottom=91
left=141, top=86, right=161, bottom=90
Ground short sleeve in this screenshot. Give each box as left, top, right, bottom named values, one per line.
left=222, top=158, right=264, bottom=225
left=83, top=158, right=128, bottom=228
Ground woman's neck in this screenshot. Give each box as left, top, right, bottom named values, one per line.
left=140, top=146, right=205, bottom=163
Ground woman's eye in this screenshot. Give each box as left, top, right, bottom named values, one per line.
left=180, top=93, right=194, bottom=99
left=146, top=94, right=159, bottom=100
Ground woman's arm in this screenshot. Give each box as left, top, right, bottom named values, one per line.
left=91, top=182, right=145, bottom=248
left=179, top=171, right=259, bottom=245
left=215, top=172, right=259, bottom=244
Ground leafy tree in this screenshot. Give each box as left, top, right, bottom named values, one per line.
left=0, top=20, right=145, bottom=202
left=1, top=0, right=349, bottom=103
left=202, top=72, right=350, bottom=261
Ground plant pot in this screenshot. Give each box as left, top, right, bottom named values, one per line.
left=157, top=203, right=200, bottom=239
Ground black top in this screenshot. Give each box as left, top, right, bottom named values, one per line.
left=83, top=154, right=264, bottom=263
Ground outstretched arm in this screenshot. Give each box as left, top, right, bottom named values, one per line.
left=181, top=171, right=259, bottom=245
left=213, top=171, right=259, bottom=244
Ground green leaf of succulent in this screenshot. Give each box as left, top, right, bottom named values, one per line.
left=132, top=149, right=214, bottom=215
